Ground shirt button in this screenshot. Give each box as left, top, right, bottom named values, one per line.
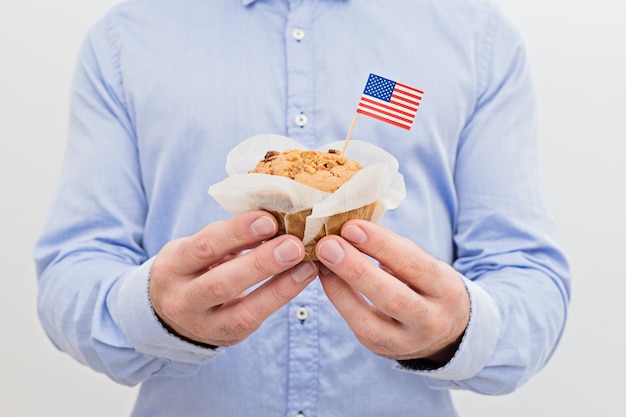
left=294, top=113, right=308, bottom=127
left=292, top=28, right=305, bottom=41
left=295, top=307, right=309, bottom=321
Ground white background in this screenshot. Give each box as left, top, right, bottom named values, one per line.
left=1, top=1, right=624, bottom=416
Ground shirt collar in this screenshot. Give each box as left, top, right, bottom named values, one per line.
left=242, top=0, right=343, bottom=5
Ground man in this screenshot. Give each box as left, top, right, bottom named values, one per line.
left=34, top=0, right=570, bottom=416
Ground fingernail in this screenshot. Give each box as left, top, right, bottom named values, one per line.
left=250, top=216, right=277, bottom=237
left=291, top=262, right=316, bottom=283
left=274, top=239, right=302, bottom=264
left=318, top=240, right=345, bottom=265
left=342, top=224, right=367, bottom=245
left=318, top=264, right=331, bottom=276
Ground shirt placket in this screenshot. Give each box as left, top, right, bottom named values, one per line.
left=284, top=2, right=321, bottom=417
left=286, top=281, right=320, bottom=417
left=284, top=1, right=315, bottom=148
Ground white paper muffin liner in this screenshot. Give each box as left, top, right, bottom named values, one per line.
left=208, top=134, right=406, bottom=260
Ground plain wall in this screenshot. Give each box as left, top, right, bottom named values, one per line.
left=1, top=1, right=624, bottom=416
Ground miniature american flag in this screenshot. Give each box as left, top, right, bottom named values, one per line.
left=356, top=74, right=424, bottom=130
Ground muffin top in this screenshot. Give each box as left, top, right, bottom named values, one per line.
left=249, top=149, right=362, bottom=193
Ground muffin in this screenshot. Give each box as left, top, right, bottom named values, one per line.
left=208, top=134, right=406, bottom=261
left=249, top=148, right=374, bottom=260
left=249, top=149, right=362, bottom=193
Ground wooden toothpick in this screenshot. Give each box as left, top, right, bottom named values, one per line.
left=341, top=112, right=359, bottom=155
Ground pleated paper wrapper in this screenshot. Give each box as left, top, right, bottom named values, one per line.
left=208, top=134, right=406, bottom=260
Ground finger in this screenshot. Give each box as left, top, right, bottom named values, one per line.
left=172, top=211, right=278, bottom=276
left=319, top=258, right=465, bottom=360
left=211, top=261, right=319, bottom=339
left=339, top=220, right=447, bottom=297
left=318, top=269, right=405, bottom=354
left=185, top=234, right=307, bottom=309
left=316, top=236, right=426, bottom=323
left=318, top=266, right=371, bottom=314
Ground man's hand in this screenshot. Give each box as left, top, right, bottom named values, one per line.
left=149, top=210, right=318, bottom=347
left=316, top=220, right=470, bottom=365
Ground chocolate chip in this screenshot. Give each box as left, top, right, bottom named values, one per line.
left=263, top=150, right=280, bottom=161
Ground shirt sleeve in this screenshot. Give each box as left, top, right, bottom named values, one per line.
left=33, top=12, right=220, bottom=387
left=395, top=8, right=570, bottom=394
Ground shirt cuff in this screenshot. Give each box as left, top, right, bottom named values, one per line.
left=116, top=257, right=224, bottom=363
left=394, top=275, right=501, bottom=382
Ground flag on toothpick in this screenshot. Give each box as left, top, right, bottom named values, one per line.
left=342, top=73, right=424, bottom=154
left=356, top=73, right=424, bottom=130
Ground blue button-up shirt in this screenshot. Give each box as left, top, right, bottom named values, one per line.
left=34, top=0, right=571, bottom=416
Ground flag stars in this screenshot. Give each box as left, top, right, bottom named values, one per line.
left=363, top=74, right=395, bottom=101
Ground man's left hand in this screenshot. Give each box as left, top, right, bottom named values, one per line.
left=316, top=220, right=470, bottom=365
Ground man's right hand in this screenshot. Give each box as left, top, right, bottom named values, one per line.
left=149, top=210, right=318, bottom=347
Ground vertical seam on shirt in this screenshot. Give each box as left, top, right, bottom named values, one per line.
left=103, top=9, right=131, bottom=128
left=476, top=3, right=500, bottom=101
left=101, top=6, right=144, bottom=201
